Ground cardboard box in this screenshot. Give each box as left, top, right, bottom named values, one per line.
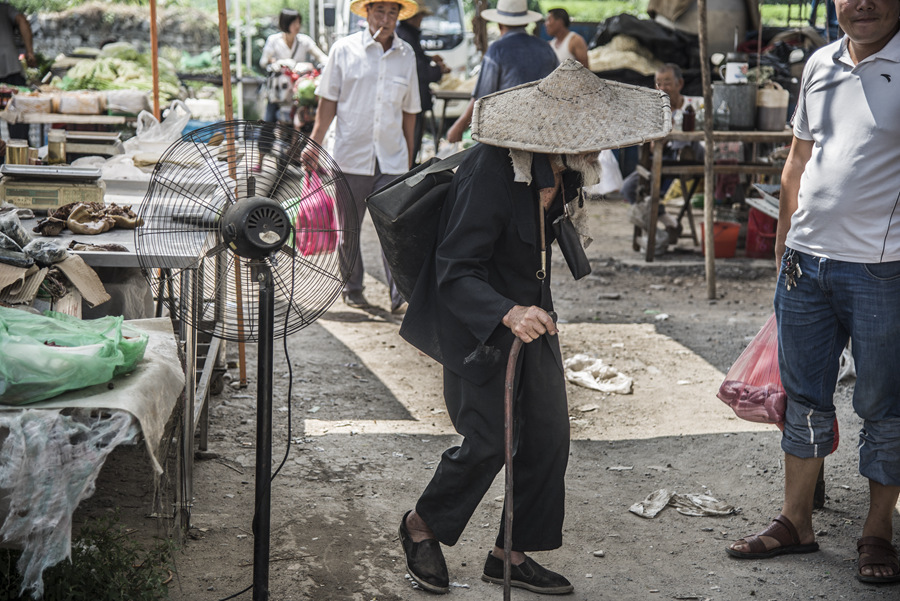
left=0, top=254, right=109, bottom=308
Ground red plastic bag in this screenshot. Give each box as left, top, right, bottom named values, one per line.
left=295, top=171, right=337, bottom=256
left=717, top=313, right=840, bottom=452
left=717, top=313, right=787, bottom=424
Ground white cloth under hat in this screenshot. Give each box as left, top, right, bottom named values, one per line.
left=471, top=59, right=672, bottom=154
left=481, top=0, right=543, bottom=26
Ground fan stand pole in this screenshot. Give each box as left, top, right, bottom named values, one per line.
left=252, top=263, right=275, bottom=601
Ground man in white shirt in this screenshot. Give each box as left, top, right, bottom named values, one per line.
left=304, top=0, right=421, bottom=313
left=727, top=0, right=900, bottom=586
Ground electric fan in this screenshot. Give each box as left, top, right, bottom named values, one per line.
left=134, top=120, right=358, bottom=600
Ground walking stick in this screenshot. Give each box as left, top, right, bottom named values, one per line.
left=503, top=337, right=524, bottom=601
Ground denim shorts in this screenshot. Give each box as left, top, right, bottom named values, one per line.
left=774, top=248, right=900, bottom=486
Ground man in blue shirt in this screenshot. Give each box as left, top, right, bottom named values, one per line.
left=446, top=0, right=558, bottom=142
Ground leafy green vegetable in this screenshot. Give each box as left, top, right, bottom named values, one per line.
left=294, top=78, right=318, bottom=106
left=59, top=56, right=181, bottom=102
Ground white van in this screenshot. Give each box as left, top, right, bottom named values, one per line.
left=309, top=0, right=471, bottom=77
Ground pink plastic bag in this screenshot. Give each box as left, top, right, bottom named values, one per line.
left=295, top=171, right=337, bottom=256
left=717, top=313, right=787, bottom=424
left=717, top=313, right=840, bottom=452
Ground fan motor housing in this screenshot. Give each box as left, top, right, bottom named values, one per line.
left=221, top=196, right=291, bottom=259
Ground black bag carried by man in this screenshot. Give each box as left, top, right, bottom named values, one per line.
left=366, top=147, right=472, bottom=301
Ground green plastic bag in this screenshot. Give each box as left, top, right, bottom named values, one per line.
left=0, top=307, right=149, bottom=405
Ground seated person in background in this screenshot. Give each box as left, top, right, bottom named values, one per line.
left=622, top=63, right=704, bottom=247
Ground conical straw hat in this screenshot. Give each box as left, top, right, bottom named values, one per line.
left=471, top=59, right=672, bottom=154
left=350, top=0, right=420, bottom=21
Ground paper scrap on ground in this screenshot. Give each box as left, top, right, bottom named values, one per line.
left=564, top=353, right=633, bottom=394
left=629, top=489, right=736, bottom=518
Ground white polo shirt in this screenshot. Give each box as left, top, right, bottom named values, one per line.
left=788, top=30, right=900, bottom=263
left=316, top=28, right=421, bottom=176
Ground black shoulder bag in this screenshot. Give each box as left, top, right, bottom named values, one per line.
left=366, top=147, right=473, bottom=301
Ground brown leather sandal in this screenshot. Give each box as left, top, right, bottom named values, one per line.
left=857, top=536, right=900, bottom=584
left=726, top=514, right=819, bottom=559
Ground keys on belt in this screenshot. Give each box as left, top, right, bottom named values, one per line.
left=783, top=250, right=802, bottom=290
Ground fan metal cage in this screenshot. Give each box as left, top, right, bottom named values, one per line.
left=135, top=120, right=358, bottom=342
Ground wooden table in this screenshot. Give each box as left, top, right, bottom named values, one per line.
left=431, top=89, right=471, bottom=142
left=6, top=113, right=129, bottom=125
left=640, top=129, right=794, bottom=261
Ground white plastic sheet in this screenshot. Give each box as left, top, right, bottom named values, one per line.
left=564, top=353, right=633, bottom=394
left=629, top=488, right=736, bottom=519
left=0, top=410, right=139, bottom=598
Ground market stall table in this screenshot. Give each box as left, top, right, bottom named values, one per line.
left=0, top=317, right=183, bottom=595
left=3, top=113, right=129, bottom=126
left=431, top=88, right=471, bottom=143
left=638, top=129, right=793, bottom=261
left=10, top=197, right=221, bottom=531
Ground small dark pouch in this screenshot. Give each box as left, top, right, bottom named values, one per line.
left=552, top=196, right=591, bottom=280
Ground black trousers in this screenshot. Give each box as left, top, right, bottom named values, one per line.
left=415, top=335, right=570, bottom=551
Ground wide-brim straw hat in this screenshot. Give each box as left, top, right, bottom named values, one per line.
left=481, top=0, right=543, bottom=26
left=350, top=0, right=420, bottom=21
left=471, top=59, right=672, bottom=154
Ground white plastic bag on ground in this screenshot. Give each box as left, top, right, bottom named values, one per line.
left=584, top=149, right=624, bottom=197
left=838, top=341, right=855, bottom=382
left=564, top=353, right=633, bottom=394
left=629, top=489, right=736, bottom=518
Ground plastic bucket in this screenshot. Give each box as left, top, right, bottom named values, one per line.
left=745, top=207, right=777, bottom=258
left=700, top=221, right=740, bottom=258
left=756, top=82, right=789, bottom=131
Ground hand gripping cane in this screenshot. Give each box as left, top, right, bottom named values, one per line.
left=503, top=337, right=524, bottom=601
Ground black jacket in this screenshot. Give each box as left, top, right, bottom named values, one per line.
left=400, top=143, right=569, bottom=385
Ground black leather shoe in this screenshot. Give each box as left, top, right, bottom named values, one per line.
left=398, top=511, right=449, bottom=594
left=482, top=552, right=574, bottom=595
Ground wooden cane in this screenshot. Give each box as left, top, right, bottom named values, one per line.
left=503, top=337, right=524, bottom=601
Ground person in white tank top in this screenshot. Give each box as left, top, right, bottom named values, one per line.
left=545, top=8, right=589, bottom=69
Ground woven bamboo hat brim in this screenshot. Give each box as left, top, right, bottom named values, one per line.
left=471, top=59, right=673, bottom=154
left=350, top=0, right=420, bottom=21
left=481, top=0, right=543, bottom=26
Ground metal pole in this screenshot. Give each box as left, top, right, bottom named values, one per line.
left=217, top=0, right=236, bottom=122
left=150, top=0, right=160, bottom=120
left=235, top=1, right=244, bottom=120
left=252, top=264, right=274, bottom=601
left=698, top=0, right=717, bottom=299
left=503, top=338, right=524, bottom=601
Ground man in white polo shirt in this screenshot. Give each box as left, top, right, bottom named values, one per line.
left=304, top=0, right=421, bottom=314
left=727, top=0, right=900, bottom=586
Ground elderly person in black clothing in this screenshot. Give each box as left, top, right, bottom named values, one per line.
left=396, top=60, right=671, bottom=595
left=396, top=4, right=450, bottom=163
